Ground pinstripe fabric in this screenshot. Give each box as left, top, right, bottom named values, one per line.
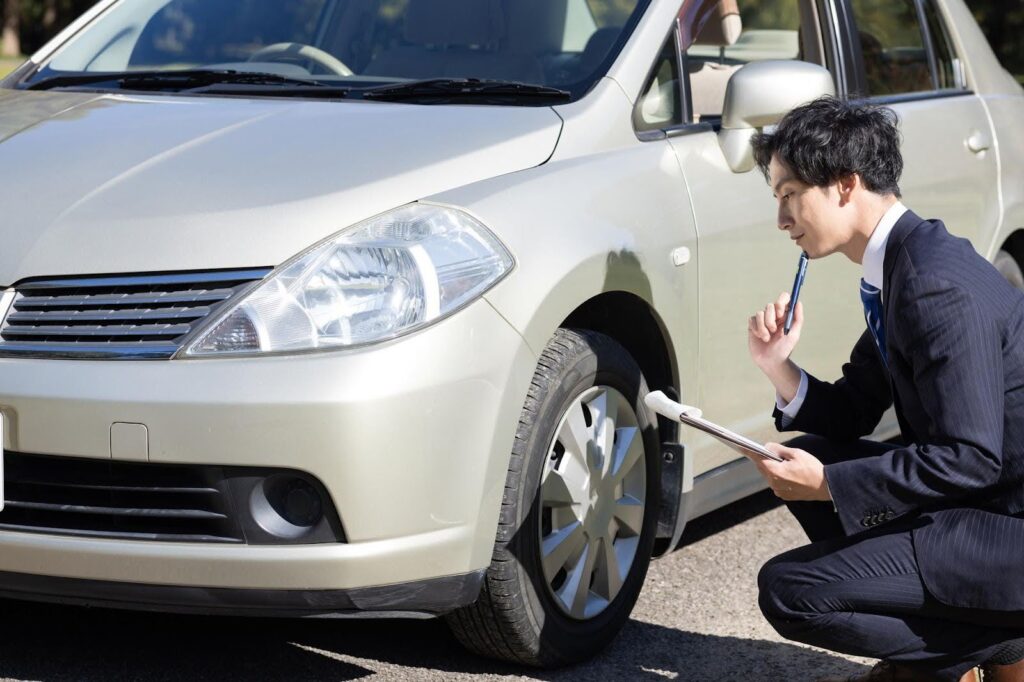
left=760, top=212, right=1024, bottom=677
left=758, top=513, right=1022, bottom=681
left=770, top=212, right=1024, bottom=603
left=759, top=435, right=1024, bottom=680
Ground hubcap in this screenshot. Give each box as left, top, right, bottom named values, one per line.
left=538, top=385, right=647, bottom=620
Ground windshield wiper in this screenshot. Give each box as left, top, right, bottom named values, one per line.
left=26, top=69, right=331, bottom=92
left=360, top=78, right=571, bottom=104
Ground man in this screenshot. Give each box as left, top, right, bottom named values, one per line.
left=745, top=96, right=1024, bottom=681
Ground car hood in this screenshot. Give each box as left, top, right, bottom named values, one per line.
left=0, top=89, right=562, bottom=284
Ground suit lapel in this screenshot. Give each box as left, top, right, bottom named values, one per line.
left=881, top=210, right=927, bottom=443
left=882, top=209, right=927, bottom=301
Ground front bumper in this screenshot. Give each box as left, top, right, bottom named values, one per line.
left=0, top=299, right=535, bottom=597
left=0, top=568, right=486, bottom=618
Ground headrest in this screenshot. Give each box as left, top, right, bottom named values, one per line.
left=404, top=0, right=505, bottom=47
left=505, top=0, right=567, bottom=55
left=693, top=0, right=742, bottom=48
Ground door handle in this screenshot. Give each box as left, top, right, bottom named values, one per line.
left=966, top=130, right=992, bottom=153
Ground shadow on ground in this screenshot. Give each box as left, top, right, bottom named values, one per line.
left=0, top=602, right=867, bottom=681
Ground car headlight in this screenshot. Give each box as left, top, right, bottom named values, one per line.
left=182, top=203, right=513, bottom=356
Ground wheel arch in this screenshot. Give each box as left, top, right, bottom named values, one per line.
left=999, top=229, right=1024, bottom=269
left=560, top=291, right=680, bottom=443
left=558, top=291, right=687, bottom=557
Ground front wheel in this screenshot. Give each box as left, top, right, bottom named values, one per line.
left=446, top=328, right=660, bottom=666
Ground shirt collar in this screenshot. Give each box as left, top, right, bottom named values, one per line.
left=863, top=201, right=907, bottom=293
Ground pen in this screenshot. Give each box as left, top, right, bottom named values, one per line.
left=784, top=251, right=809, bottom=335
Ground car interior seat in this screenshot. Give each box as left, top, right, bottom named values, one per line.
left=687, top=0, right=743, bottom=120
left=363, top=0, right=544, bottom=83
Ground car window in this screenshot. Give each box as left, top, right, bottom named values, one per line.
left=635, top=30, right=683, bottom=133
left=682, top=0, right=825, bottom=122
left=129, top=0, right=328, bottom=68
left=920, top=0, right=961, bottom=90
left=24, top=0, right=652, bottom=103
left=850, top=0, right=932, bottom=97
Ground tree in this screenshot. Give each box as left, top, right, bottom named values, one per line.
left=1, top=0, right=19, bottom=57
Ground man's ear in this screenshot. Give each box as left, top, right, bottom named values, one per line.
left=836, top=173, right=859, bottom=206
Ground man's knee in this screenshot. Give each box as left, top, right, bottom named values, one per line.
left=757, top=555, right=806, bottom=625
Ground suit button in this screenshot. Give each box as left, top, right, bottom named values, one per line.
left=861, top=518, right=870, bottom=527
left=885, top=511, right=895, bottom=521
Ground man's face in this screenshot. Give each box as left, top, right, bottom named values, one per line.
left=768, top=156, right=850, bottom=259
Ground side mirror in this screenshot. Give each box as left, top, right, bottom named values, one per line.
left=718, top=60, right=836, bottom=173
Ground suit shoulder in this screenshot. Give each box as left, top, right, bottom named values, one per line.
left=895, top=218, right=991, bottom=281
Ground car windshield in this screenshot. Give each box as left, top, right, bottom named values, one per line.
left=16, top=0, right=650, bottom=103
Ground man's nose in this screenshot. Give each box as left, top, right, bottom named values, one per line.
left=777, top=206, right=793, bottom=231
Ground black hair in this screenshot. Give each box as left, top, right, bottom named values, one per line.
left=751, top=96, right=903, bottom=198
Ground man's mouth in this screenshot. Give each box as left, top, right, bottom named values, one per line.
left=791, top=234, right=804, bottom=242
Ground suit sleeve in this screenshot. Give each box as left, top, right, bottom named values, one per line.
left=772, top=329, right=893, bottom=440
left=824, top=274, right=1005, bottom=536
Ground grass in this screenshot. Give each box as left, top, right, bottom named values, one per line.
left=0, top=56, right=26, bottom=78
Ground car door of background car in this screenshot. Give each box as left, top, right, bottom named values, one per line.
left=840, top=0, right=1000, bottom=250
left=660, top=0, right=867, bottom=476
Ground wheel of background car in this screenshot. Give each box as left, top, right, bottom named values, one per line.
left=246, top=42, right=353, bottom=76
left=995, top=249, right=1024, bottom=291
left=446, top=328, right=660, bottom=666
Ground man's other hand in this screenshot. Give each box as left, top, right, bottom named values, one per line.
left=748, top=291, right=803, bottom=372
left=757, top=443, right=831, bottom=502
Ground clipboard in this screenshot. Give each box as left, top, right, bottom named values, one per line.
left=644, top=391, right=783, bottom=462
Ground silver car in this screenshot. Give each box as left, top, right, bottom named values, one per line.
left=0, top=0, right=1021, bottom=666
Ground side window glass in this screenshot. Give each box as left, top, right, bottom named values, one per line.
left=850, top=0, right=932, bottom=96
left=635, top=31, right=683, bottom=132
left=921, top=0, right=960, bottom=90
left=683, top=0, right=824, bottom=122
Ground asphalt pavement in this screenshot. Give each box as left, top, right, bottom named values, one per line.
left=0, top=491, right=873, bottom=681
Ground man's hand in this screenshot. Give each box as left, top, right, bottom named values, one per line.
left=755, top=443, right=831, bottom=502
left=748, top=291, right=803, bottom=372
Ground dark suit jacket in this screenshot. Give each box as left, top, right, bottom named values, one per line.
left=774, top=209, right=1024, bottom=611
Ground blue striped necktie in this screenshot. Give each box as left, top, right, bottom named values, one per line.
left=860, top=278, right=888, bottom=367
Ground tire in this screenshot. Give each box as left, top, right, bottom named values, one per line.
left=995, top=250, right=1024, bottom=291
left=446, top=328, right=660, bottom=666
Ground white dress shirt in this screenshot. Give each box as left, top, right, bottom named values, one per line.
left=776, top=202, right=908, bottom=423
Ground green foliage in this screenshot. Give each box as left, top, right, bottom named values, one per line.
left=967, top=0, right=1024, bottom=81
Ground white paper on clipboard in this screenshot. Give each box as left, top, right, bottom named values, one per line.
left=644, top=391, right=783, bottom=462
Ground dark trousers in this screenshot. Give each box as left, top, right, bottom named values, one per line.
left=758, top=435, right=1024, bottom=681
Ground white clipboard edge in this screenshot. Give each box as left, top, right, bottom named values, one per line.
left=644, top=391, right=783, bottom=462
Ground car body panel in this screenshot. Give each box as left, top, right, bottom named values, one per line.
left=0, top=0, right=1019, bottom=616
left=0, top=298, right=535, bottom=586
left=0, top=89, right=562, bottom=284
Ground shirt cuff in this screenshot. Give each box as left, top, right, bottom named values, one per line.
left=775, top=368, right=808, bottom=428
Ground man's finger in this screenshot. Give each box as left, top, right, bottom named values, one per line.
left=754, top=310, right=770, bottom=342
left=764, top=304, right=777, bottom=333
left=794, top=301, right=804, bottom=326
left=765, top=443, right=796, bottom=460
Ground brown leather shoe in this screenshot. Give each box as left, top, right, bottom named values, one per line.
left=983, top=658, right=1024, bottom=682
left=816, top=661, right=981, bottom=682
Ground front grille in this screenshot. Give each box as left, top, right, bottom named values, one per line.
left=0, top=269, right=270, bottom=359
left=0, top=452, right=244, bottom=542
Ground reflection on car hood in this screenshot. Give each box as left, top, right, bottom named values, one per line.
left=0, top=89, right=562, bottom=283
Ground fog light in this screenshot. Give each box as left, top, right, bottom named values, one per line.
left=250, top=474, right=324, bottom=539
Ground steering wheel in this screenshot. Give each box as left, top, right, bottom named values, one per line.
left=247, top=42, right=353, bottom=76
